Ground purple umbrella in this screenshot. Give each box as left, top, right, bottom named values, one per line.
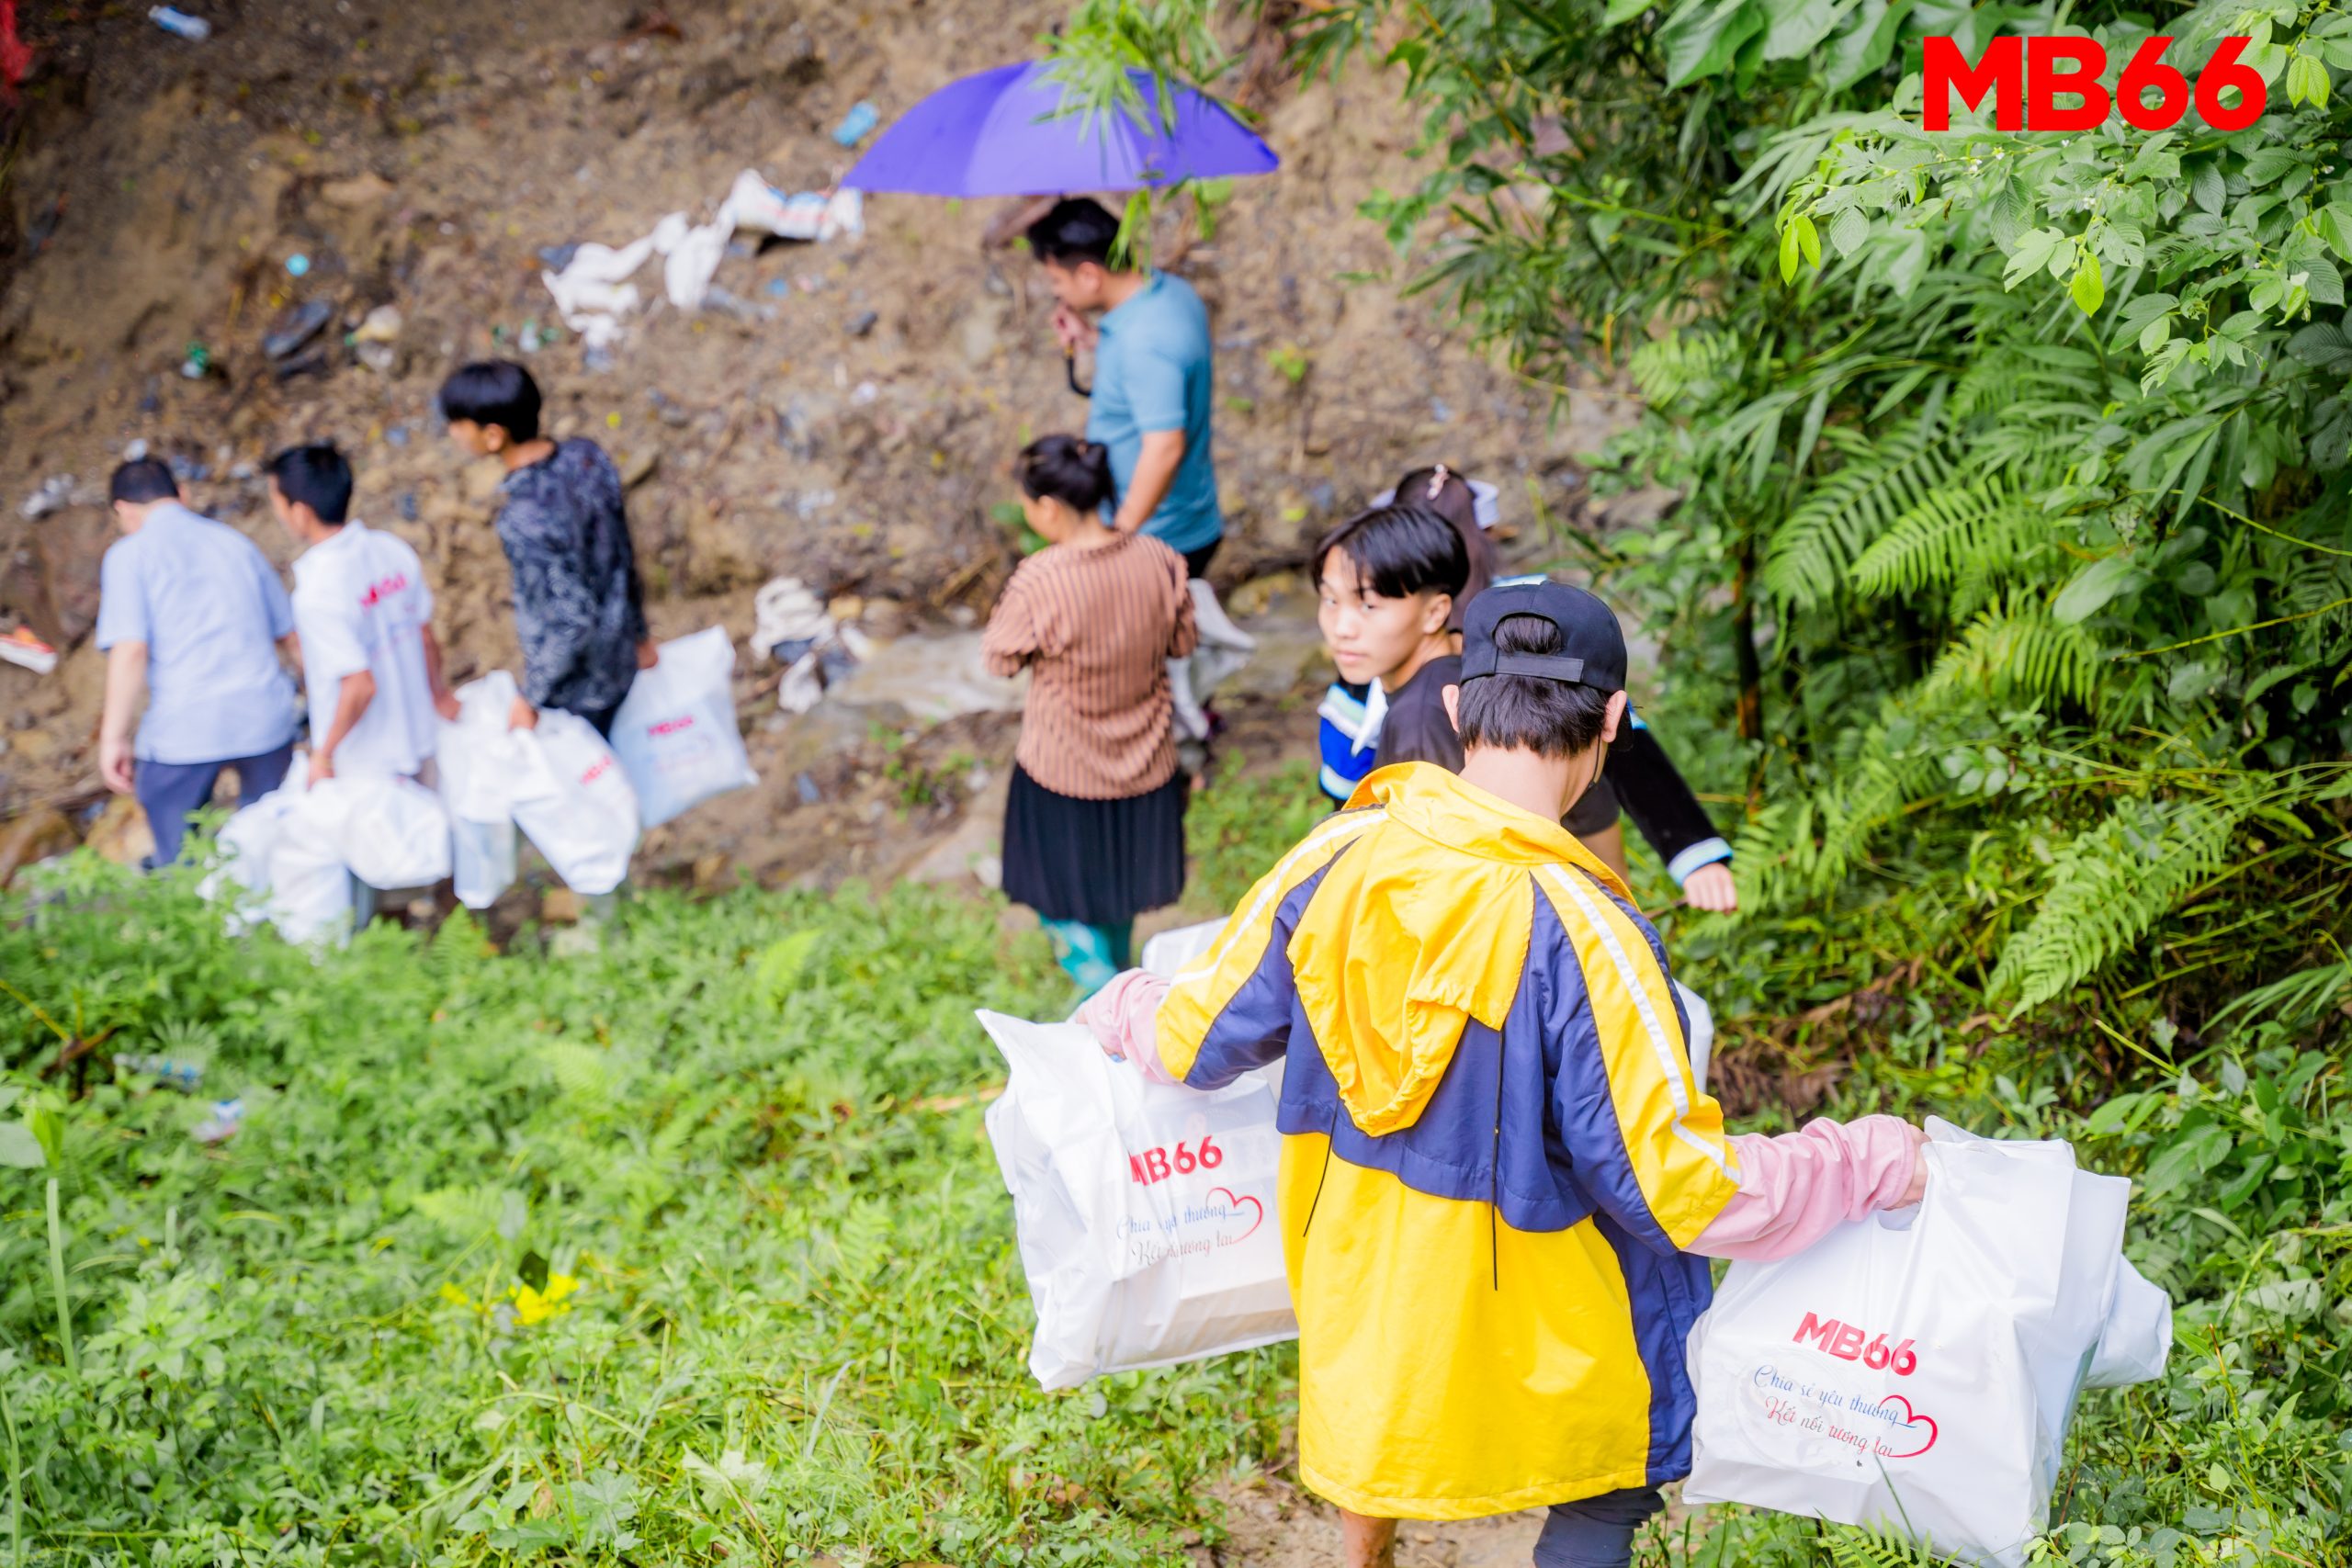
left=842, top=62, right=1277, bottom=197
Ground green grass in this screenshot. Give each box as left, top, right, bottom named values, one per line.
left=1, top=771, right=2346, bottom=1567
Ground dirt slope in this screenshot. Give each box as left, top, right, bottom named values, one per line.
left=0, top=0, right=1634, bottom=888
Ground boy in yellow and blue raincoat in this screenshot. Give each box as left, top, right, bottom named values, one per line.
left=1090, top=581, right=1868, bottom=1568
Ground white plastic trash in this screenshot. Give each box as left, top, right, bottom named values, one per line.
left=978, top=1009, right=1295, bottom=1391
left=608, top=627, right=759, bottom=827
left=1684, top=1117, right=2165, bottom=1567
left=511, top=710, right=640, bottom=896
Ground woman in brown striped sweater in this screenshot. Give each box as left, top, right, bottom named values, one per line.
left=985, top=435, right=1200, bottom=990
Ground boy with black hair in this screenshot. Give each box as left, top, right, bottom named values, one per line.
left=1083, top=581, right=1928, bottom=1568
left=96, top=458, right=301, bottom=864
left=1026, top=197, right=1223, bottom=576
left=436, top=359, right=653, bottom=736
left=267, top=442, right=454, bottom=784
left=1312, top=504, right=1467, bottom=803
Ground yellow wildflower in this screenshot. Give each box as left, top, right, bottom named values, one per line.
left=510, top=1271, right=580, bottom=1326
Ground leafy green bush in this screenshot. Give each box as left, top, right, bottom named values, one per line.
left=1, top=864, right=1295, bottom=1566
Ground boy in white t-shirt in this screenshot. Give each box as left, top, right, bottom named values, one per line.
left=266, top=444, right=457, bottom=783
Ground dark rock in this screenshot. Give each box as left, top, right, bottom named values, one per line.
left=271, top=346, right=332, bottom=382
left=262, top=299, right=335, bottom=361
left=847, top=310, right=878, bottom=337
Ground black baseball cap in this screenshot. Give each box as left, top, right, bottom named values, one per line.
left=1460, top=576, right=1626, bottom=694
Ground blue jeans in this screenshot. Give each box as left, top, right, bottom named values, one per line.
left=1532, top=1487, right=1664, bottom=1568
left=134, top=741, right=296, bottom=866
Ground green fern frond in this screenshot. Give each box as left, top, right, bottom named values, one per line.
left=1917, top=596, right=2103, bottom=708
left=1990, top=790, right=2254, bottom=1011
left=1764, top=409, right=1956, bottom=611
left=1849, top=479, right=2048, bottom=599
left=1733, top=745, right=1945, bottom=904
left=1823, top=1520, right=1948, bottom=1568
left=2208, top=958, right=2352, bottom=1031
left=1630, top=329, right=1743, bottom=409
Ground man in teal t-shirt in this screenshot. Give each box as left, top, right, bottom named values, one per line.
left=1028, top=197, right=1223, bottom=576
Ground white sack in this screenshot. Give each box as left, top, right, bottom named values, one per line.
left=978, top=1010, right=1295, bottom=1391
left=436, top=672, right=525, bottom=909
left=511, top=710, right=640, bottom=896
left=608, top=627, right=759, bottom=827
left=1140, top=919, right=1226, bottom=980
left=1685, top=1118, right=2146, bottom=1568
left=321, top=773, right=451, bottom=890
left=2084, top=1255, right=2172, bottom=1389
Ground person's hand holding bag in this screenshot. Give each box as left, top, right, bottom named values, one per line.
left=1690, top=1115, right=1929, bottom=1260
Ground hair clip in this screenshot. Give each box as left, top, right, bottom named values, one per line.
left=1426, top=463, right=1450, bottom=500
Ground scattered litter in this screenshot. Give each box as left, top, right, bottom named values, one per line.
left=832, top=101, right=880, bottom=146
left=192, top=1099, right=243, bottom=1145
left=764, top=277, right=791, bottom=298
left=19, top=475, right=73, bottom=520
left=149, top=6, right=211, bottom=41
left=851, top=380, right=878, bottom=406
left=285, top=253, right=312, bottom=277
left=179, top=340, right=211, bottom=379
left=0, top=626, right=59, bottom=675
left=752, top=575, right=875, bottom=715
left=795, top=772, right=821, bottom=806
left=537, top=242, right=582, bottom=272
left=540, top=169, right=862, bottom=350
left=123, top=437, right=150, bottom=461
left=262, top=299, right=334, bottom=361
left=116, top=1054, right=205, bottom=1092
left=352, top=303, right=402, bottom=373
left=846, top=310, right=878, bottom=337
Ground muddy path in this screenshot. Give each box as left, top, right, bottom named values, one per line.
left=0, top=0, right=1649, bottom=891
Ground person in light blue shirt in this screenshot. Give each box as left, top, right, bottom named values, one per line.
left=96, top=459, right=300, bottom=865
left=1029, top=197, right=1224, bottom=575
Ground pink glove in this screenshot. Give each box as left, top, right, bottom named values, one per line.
left=1690, top=1115, right=1927, bottom=1261
left=1078, top=969, right=1179, bottom=1085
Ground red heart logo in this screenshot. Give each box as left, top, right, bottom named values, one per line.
left=1874, top=1394, right=1938, bottom=1460
left=1204, top=1187, right=1263, bottom=1243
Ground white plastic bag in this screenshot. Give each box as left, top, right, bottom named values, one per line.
left=978, top=1010, right=1295, bottom=1391
left=511, top=710, right=640, bottom=896
left=2085, top=1256, right=2172, bottom=1389
left=608, top=627, right=758, bottom=827
left=437, top=673, right=526, bottom=909
left=1685, top=1118, right=2153, bottom=1568
left=1140, top=919, right=1226, bottom=979
left=321, top=773, right=451, bottom=890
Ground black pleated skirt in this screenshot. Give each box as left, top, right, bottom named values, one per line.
left=1001, top=762, right=1188, bottom=926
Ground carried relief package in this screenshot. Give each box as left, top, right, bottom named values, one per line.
left=1684, top=1118, right=2170, bottom=1568
left=436, top=671, right=525, bottom=908
left=608, top=627, right=759, bottom=828
left=978, top=1002, right=1294, bottom=1392
left=510, top=710, right=641, bottom=896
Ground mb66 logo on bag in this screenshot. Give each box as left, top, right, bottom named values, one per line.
left=1923, top=36, right=2266, bottom=130
left=1793, top=1310, right=1920, bottom=1375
